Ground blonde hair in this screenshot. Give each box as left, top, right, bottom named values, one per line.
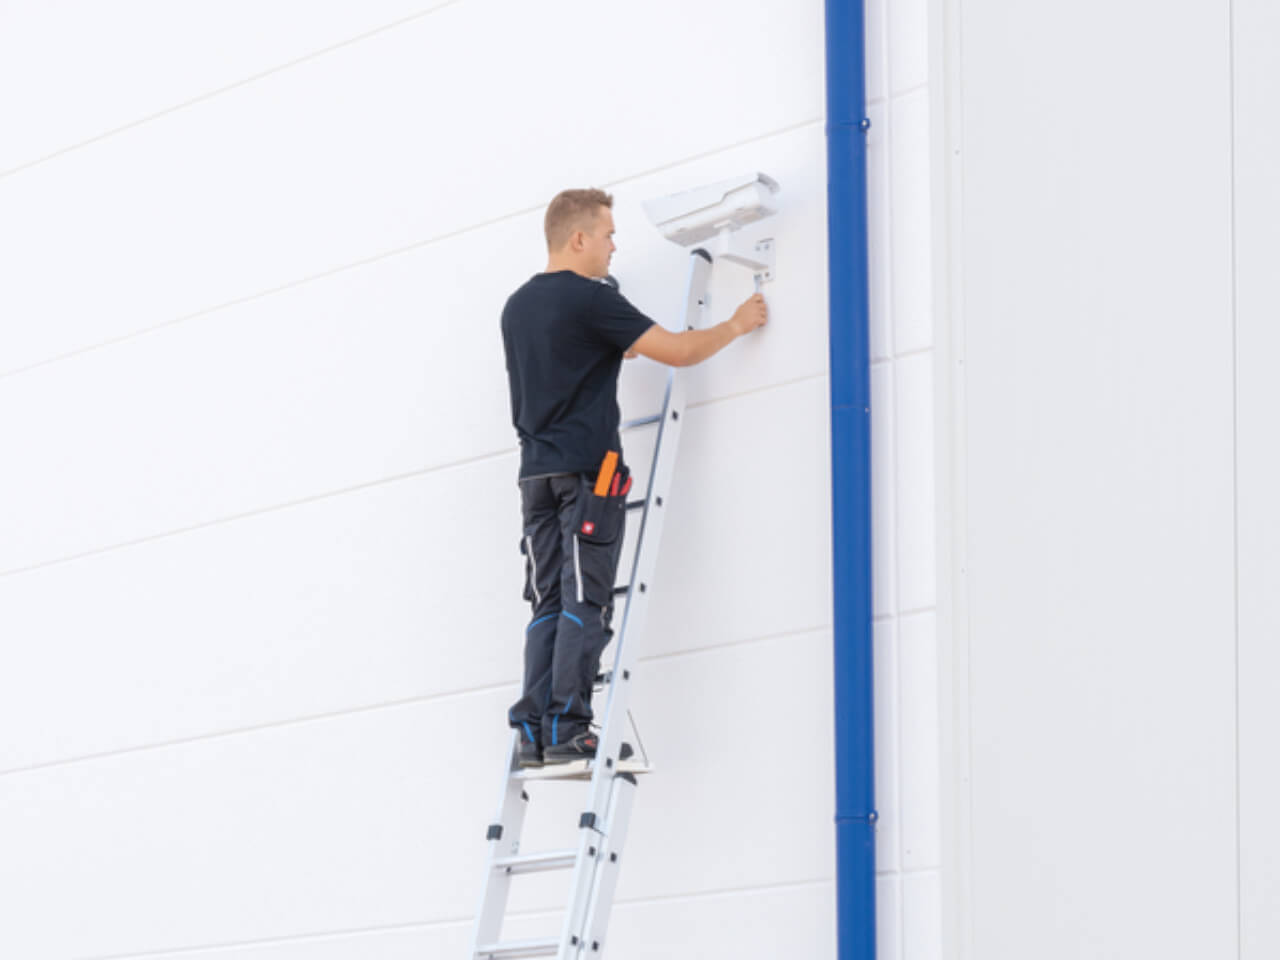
left=544, top=188, right=613, bottom=250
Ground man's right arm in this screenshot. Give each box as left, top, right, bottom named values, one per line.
left=628, top=293, right=768, bottom=368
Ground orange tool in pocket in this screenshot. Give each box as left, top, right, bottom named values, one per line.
left=593, top=450, right=619, bottom=497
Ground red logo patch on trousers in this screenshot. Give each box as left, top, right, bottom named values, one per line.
left=581, top=521, right=595, bottom=535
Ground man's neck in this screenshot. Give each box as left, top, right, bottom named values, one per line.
left=544, top=257, right=595, bottom=278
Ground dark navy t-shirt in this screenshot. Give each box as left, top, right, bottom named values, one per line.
left=502, top=271, right=656, bottom=480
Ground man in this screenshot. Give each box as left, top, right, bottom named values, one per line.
left=501, top=187, right=767, bottom=767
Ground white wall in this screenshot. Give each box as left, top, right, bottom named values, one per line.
left=0, top=2, right=850, bottom=958
left=1234, top=1, right=1280, bottom=955
left=940, top=1, right=1280, bottom=957
left=863, top=0, right=945, bottom=956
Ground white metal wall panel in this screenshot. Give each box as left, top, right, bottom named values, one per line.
left=1234, top=0, right=1280, bottom=955
left=0, top=455, right=523, bottom=773
left=866, top=0, right=944, bottom=939
left=0, top=218, right=523, bottom=574
left=96, top=884, right=833, bottom=960
left=0, top=1, right=443, bottom=172
left=0, top=2, right=838, bottom=956
left=0, top=631, right=834, bottom=959
left=645, top=375, right=833, bottom=655
left=955, top=2, right=1237, bottom=957
left=0, top=0, right=823, bottom=376
left=0, top=377, right=831, bottom=773
left=0, top=125, right=828, bottom=576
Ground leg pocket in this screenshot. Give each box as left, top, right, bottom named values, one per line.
left=573, top=534, right=622, bottom=607
left=572, top=465, right=629, bottom=544
left=570, top=468, right=628, bottom=607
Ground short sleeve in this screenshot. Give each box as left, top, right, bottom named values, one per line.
left=586, top=283, right=656, bottom=351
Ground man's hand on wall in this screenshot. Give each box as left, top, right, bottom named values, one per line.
left=728, top=293, right=769, bottom=337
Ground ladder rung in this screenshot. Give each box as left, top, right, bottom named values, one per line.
left=613, top=585, right=630, bottom=597
left=512, top=759, right=593, bottom=780
left=514, top=761, right=653, bottom=782
left=620, top=414, right=662, bottom=431
left=493, top=849, right=577, bottom=875
left=626, top=499, right=645, bottom=511
left=475, top=938, right=560, bottom=959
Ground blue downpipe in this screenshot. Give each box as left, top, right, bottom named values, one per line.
left=825, top=1, right=876, bottom=959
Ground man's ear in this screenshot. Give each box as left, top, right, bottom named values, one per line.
left=569, top=229, right=587, bottom=252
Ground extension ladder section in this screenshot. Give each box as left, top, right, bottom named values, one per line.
left=469, top=249, right=714, bottom=960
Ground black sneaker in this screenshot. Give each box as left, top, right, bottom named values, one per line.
left=542, top=731, right=635, bottom=765
left=516, top=733, right=543, bottom=768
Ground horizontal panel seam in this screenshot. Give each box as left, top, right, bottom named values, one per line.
left=0, top=623, right=834, bottom=779
left=870, top=345, right=935, bottom=366
left=888, top=81, right=930, bottom=101
left=0, top=372, right=828, bottom=579
left=875, top=866, right=942, bottom=879
left=897, top=606, right=939, bottom=622
left=641, top=621, right=832, bottom=663
left=0, top=683, right=512, bottom=780
left=70, top=918, right=464, bottom=960
left=0, top=116, right=822, bottom=382
left=0, top=453, right=514, bottom=579
left=0, top=0, right=468, bottom=183
left=68, top=878, right=834, bottom=960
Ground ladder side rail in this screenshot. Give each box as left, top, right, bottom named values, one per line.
left=558, top=249, right=713, bottom=956
left=554, top=382, right=678, bottom=959
left=577, top=372, right=678, bottom=784
left=552, top=375, right=689, bottom=959
left=555, top=798, right=608, bottom=959
left=470, top=733, right=533, bottom=955
left=556, top=370, right=681, bottom=957
left=584, top=249, right=710, bottom=812
left=577, top=774, right=639, bottom=959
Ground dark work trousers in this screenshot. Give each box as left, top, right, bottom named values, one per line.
left=508, top=470, right=628, bottom=748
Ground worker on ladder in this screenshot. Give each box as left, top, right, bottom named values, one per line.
left=501, top=187, right=768, bottom=768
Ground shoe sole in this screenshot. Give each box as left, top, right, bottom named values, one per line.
left=542, top=744, right=634, bottom=765
left=542, top=752, right=594, bottom=765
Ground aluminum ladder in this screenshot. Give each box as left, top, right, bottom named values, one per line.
left=468, top=248, right=714, bottom=960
